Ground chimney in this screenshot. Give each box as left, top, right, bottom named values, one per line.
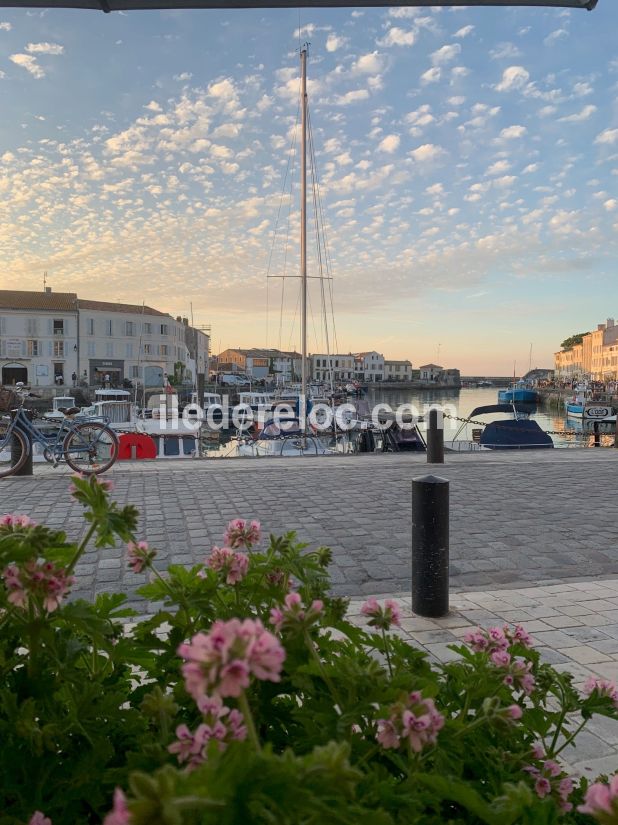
left=182, top=317, right=189, bottom=326
left=176, top=316, right=182, bottom=322
left=598, top=324, right=606, bottom=331
left=45, top=287, right=52, bottom=294
left=607, top=318, right=615, bottom=328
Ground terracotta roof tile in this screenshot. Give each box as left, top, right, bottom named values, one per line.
left=0, top=289, right=78, bottom=312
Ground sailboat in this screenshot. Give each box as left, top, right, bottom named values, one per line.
left=238, top=47, right=340, bottom=458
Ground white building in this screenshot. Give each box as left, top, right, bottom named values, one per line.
left=0, top=289, right=79, bottom=386
left=384, top=359, right=413, bottom=381
left=354, top=351, right=385, bottom=383
left=419, top=364, right=444, bottom=382
left=0, top=289, right=209, bottom=389
left=311, top=354, right=356, bottom=383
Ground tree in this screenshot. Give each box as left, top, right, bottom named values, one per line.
left=561, top=333, right=587, bottom=350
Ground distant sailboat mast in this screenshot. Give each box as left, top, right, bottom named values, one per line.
left=300, top=45, right=308, bottom=434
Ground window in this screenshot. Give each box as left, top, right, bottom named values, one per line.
left=126, top=343, right=133, bottom=357
left=0, top=317, right=5, bottom=335
left=53, top=319, right=64, bottom=336
left=105, top=319, right=113, bottom=336
left=143, top=343, right=151, bottom=355
left=144, top=322, right=152, bottom=335
left=27, top=340, right=39, bottom=357
left=26, top=318, right=38, bottom=336
left=131, top=365, right=139, bottom=378
left=87, top=342, right=96, bottom=356
left=106, top=343, right=114, bottom=357
left=53, top=340, right=64, bottom=357
left=160, top=344, right=169, bottom=356
left=87, top=318, right=95, bottom=335
left=160, top=324, right=168, bottom=336
left=125, top=321, right=135, bottom=336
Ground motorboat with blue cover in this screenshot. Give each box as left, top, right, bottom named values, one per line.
left=451, top=404, right=553, bottom=450
left=498, top=382, right=539, bottom=404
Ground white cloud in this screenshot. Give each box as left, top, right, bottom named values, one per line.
left=379, top=27, right=416, bottom=47
left=0, top=21, right=12, bottom=31
left=489, top=42, right=522, bottom=61
left=420, top=67, right=441, bottom=85
left=486, top=160, right=511, bottom=176
left=378, top=134, right=400, bottom=153
left=145, top=101, right=162, bottom=112
left=544, top=29, right=568, bottom=46
left=499, top=125, right=527, bottom=140
left=522, top=163, right=539, bottom=174
left=426, top=183, right=444, bottom=195
left=25, top=42, right=64, bottom=55
left=495, top=65, right=530, bottom=92
left=454, top=25, right=474, bottom=39
left=572, top=81, right=593, bottom=97
left=604, top=199, right=617, bottom=212
left=388, top=6, right=421, bottom=17
left=595, top=128, right=618, bottom=146
left=326, top=33, right=347, bottom=52
left=333, top=89, right=370, bottom=106
left=173, top=72, right=193, bottom=82
left=352, top=52, right=385, bottom=75
left=559, top=105, right=597, bottom=123
left=410, top=143, right=446, bottom=163
left=10, top=54, right=45, bottom=78
left=431, top=44, right=461, bottom=65
left=208, top=77, right=236, bottom=100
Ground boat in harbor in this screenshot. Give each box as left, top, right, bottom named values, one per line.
left=498, top=381, right=539, bottom=404
left=43, top=394, right=77, bottom=422
left=449, top=403, right=553, bottom=451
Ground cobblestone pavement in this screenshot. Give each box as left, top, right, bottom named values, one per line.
left=1, top=450, right=617, bottom=602
left=351, top=579, right=618, bottom=777
left=0, top=449, right=616, bottom=603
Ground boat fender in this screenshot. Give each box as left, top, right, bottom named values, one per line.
left=117, top=432, right=157, bottom=460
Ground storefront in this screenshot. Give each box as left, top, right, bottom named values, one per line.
left=89, top=359, right=124, bottom=386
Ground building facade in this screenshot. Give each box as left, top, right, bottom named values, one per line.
left=0, top=289, right=79, bottom=386
left=0, top=289, right=209, bottom=389
left=217, top=348, right=301, bottom=383
left=384, top=359, right=413, bottom=381
left=419, top=364, right=443, bottom=382
left=554, top=319, right=618, bottom=381
left=353, top=351, right=385, bottom=382
left=311, top=354, right=356, bottom=383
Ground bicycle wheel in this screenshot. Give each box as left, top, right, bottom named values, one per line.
left=63, top=422, right=119, bottom=475
left=0, top=421, right=29, bottom=479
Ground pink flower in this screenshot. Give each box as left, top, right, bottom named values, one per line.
left=531, top=742, right=545, bottom=759
left=579, top=776, right=618, bottom=815
left=0, top=514, right=37, bottom=530
left=584, top=677, right=618, bottom=709
left=525, top=758, right=575, bottom=811
left=223, top=518, right=261, bottom=550
left=376, top=690, right=444, bottom=754
left=127, top=541, right=156, bottom=574
left=207, top=546, right=249, bottom=585
left=2, top=560, right=74, bottom=614
left=168, top=695, right=247, bottom=771
left=99, top=479, right=114, bottom=492
left=503, top=704, right=523, bottom=721
left=490, top=650, right=511, bottom=668
left=361, top=598, right=401, bottom=630
left=29, top=813, right=52, bottom=825
left=178, top=618, right=285, bottom=701
left=464, top=624, right=534, bottom=655
left=269, top=591, right=323, bottom=634
left=103, top=788, right=131, bottom=825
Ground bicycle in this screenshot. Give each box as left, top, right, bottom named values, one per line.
left=0, top=384, right=119, bottom=478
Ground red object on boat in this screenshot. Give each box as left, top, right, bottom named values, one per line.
left=117, top=432, right=157, bottom=460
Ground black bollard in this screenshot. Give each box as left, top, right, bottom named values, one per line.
left=11, top=429, right=33, bottom=476
left=426, top=408, right=444, bottom=463
left=412, top=474, right=449, bottom=617
left=594, top=421, right=601, bottom=448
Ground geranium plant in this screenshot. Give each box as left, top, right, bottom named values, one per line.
left=0, top=476, right=616, bottom=824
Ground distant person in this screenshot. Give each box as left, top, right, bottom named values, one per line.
left=72, top=371, right=77, bottom=387
left=104, top=373, right=111, bottom=388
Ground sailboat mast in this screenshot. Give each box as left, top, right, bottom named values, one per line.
left=300, top=45, right=308, bottom=430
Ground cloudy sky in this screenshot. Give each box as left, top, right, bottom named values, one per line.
left=0, top=3, right=616, bottom=373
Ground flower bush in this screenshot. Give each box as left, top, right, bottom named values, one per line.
left=0, top=476, right=617, bottom=824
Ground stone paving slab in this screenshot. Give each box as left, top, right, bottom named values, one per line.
left=349, top=579, right=618, bottom=778
left=1, top=451, right=617, bottom=602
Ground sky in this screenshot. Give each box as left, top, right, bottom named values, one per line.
left=0, top=3, right=617, bottom=374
